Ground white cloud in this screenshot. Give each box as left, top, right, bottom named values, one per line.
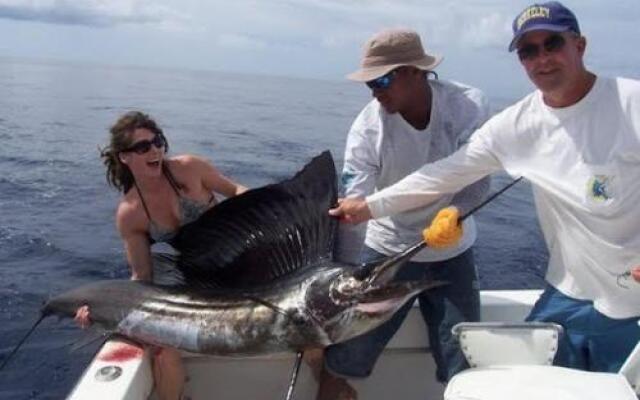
left=196, top=0, right=516, bottom=54
left=459, top=12, right=512, bottom=48
left=0, top=0, right=187, bottom=28
left=0, top=0, right=638, bottom=89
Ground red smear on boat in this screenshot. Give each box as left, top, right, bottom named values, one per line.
left=99, top=344, right=143, bottom=362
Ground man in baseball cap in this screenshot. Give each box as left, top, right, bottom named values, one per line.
left=329, top=1, right=640, bottom=378
left=316, top=28, right=491, bottom=399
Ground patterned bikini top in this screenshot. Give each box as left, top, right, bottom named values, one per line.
left=134, top=165, right=216, bottom=243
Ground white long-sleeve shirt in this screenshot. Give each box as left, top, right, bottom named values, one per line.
left=335, top=79, right=490, bottom=263
left=367, top=76, right=640, bottom=319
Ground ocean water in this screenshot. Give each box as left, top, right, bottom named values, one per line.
left=0, top=58, right=547, bottom=399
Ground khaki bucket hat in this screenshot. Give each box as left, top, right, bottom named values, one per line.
left=347, top=28, right=443, bottom=82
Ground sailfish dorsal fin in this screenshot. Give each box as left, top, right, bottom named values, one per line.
left=171, top=151, right=338, bottom=289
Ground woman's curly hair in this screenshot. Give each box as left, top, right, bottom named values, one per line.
left=100, top=111, right=169, bottom=193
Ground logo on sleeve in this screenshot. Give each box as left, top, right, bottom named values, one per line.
left=341, top=170, right=357, bottom=190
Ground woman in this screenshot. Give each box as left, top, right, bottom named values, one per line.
left=75, top=111, right=247, bottom=400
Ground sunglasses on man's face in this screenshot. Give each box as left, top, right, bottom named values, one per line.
left=123, top=134, right=165, bottom=154
left=366, top=69, right=398, bottom=90
left=517, top=34, right=567, bottom=61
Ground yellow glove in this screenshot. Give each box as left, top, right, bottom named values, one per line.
left=423, top=206, right=463, bottom=249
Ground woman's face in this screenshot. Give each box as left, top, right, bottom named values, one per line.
left=119, top=128, right=166, bottom=178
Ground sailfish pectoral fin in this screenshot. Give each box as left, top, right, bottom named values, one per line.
left=240, top=294, right=307, bottom=326
left=69, top=329, right=112, bottom=353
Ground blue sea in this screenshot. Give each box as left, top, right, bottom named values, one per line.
left=0, top=57, right=547, bottom=399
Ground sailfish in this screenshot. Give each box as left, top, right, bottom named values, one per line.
left=1, top=151, right=443, bottom=367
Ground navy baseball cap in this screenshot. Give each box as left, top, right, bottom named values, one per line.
left=508, top=1, right=580, bottom=51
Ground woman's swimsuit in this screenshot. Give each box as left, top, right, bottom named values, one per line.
left=134, top=165, right=216, bottom=243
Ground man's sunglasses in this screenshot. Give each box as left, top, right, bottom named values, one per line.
left=123, top=134, right=165, bottom=154
left=517, top=34, right=567, bottom=61
left=366, top=69, right=398, bottom=90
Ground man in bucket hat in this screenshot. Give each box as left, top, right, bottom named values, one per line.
left=330, top=1, right=640, bottom=375
left=315, top=28, right=491, bottom=399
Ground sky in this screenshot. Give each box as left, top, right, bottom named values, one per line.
left=0, top=0, right=638, bottom=100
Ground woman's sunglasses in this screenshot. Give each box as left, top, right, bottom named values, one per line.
left=366, top=69, right=398, bottom=90
left=517, top=34, right=567, bottom=61
left=123, top=134, right=165, bottom=154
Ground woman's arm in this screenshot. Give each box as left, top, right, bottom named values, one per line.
left=75, top=202, right=152, bottom=327
left=188, top=155, right=248, bottom=197
left=116, top=203, right=153, bottom=281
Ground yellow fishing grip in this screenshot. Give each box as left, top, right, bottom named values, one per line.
left=423, top=206, right=463, bottom=249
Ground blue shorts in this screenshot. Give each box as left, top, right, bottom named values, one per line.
left=527, top=285, right=640, bottom=372
left=324, top=246, right=480, bottom=383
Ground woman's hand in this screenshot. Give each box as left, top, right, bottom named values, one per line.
left=74, top=305, right=91, bottom=329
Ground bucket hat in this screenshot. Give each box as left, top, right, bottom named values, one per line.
left=348, top=28, right=443, bottom=82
